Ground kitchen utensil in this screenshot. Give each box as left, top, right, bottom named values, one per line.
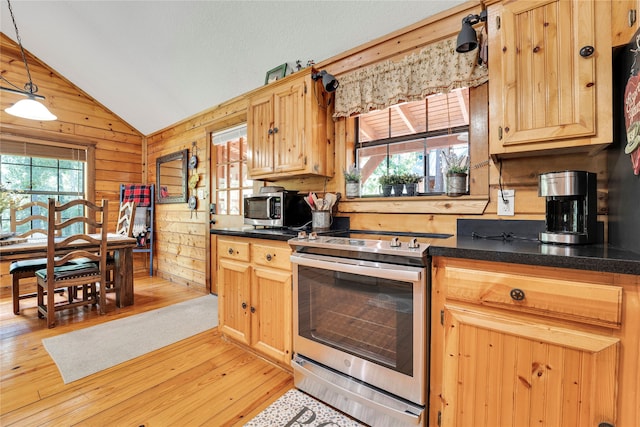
left=324, top=193, right=337, bottom=210
left=311, top=192, right=319, bottom=208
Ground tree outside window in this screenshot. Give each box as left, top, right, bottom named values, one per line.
left=356, top=88, right=470, bottom=196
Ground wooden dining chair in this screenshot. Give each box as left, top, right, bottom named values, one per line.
left=114, top=201, right=136, bottom=237
left=36, top=198, right=108, bottom=328
left=104, top=201, right=136, bottom=295
left=9, top=200, right=63, bottom=315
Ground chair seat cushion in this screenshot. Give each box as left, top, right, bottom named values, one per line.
left=35, top=263, right=99, bottom=281
left=10, top=258, right=48, bottom=274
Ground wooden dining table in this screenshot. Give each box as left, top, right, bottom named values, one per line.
left=0, top=233, right=137, bottom=307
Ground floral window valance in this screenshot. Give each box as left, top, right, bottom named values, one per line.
left=333, top=35, right=488, bottom=118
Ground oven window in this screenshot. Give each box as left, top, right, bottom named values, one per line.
left=297, top=265, right=413, bottom=376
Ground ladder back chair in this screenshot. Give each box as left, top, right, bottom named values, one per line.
left=9, top=200, right=62, bottom=314
left=104, top=201, right=136, bottom=294
left=36, top=198, right=109, bottom=328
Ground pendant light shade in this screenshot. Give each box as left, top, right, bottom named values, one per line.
left=1, top=0, right=57, bottom=121
left=5, top=98, right=57, bottom=121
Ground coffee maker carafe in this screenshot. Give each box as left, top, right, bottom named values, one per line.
left=538, top=171, right=597, bottom=244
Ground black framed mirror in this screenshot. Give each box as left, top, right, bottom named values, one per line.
left=156, top=149, right=188, bottom=204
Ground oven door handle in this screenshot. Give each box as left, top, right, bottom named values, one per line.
left=290, top=253, right=423, bottom=282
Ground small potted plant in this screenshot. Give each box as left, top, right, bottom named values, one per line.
left=378, top=174, right=394, bottom=197
left=401, top=173, right=422, bottom=196
left=344, top=164, right=361, bottom=199
left=442, top=151, right=469, bottom=197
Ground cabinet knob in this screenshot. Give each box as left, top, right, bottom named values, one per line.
left=598, top=423, right=614, bottom=427
left=273, top=127, right=279, bottom=134
left=241, top=302, right=247, bottom=309
left=629, top=9, right=637, bottom=27
left=266, top=253, right=273, bottom=261
left=510, top=288, right=526, bottom=301
left=268, top=128, right=274, bottom=135
left=579, top=46, right=594, bottom=58
left=228, top=248, right=234, bottom=255
left=250, top=306, right=256, bottom=313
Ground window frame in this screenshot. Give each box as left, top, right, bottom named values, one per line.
left=0, top=130, right=96, bottom=234
left=340, top=84, right=489, bottom=214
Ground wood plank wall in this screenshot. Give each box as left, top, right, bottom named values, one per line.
left=143, top=0, right=610, bottom=291
left=0, top=33, right=145, bottom=291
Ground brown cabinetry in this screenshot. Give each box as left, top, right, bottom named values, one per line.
left=429, top=257, right=640, bottom=427
left=217, top=237, right=292, bottom=366
left=488, top=0, right=612, bottom=157
left=247, top=69, right=334, bottom=180
left=612, top=0, right=640, bottom=47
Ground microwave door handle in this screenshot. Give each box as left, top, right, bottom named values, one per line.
left=290, top=254, right=422, bottom=283
left=265, top=196, right=273, bottom=219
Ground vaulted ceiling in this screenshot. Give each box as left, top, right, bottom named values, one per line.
left=0, top=1, right=465, bottom=135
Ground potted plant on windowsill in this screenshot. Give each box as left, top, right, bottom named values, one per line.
left=379, top=174, right=394, bottom=197
left=344, top=164, right=361, bottom=199
left=401, top=173, right=422, bottom=196
left=442, top=152, right=469, bottom=197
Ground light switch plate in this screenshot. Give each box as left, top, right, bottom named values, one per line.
left=498, top=190, right=515, bottom=216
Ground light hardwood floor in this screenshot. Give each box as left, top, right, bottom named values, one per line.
left=0, top=275, right=293, bottom=426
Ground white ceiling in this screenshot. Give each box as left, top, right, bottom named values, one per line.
left=1, top=0, right=465, bottom=135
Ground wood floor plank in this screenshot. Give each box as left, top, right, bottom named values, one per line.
left=0, top=275, right=294, bottom=426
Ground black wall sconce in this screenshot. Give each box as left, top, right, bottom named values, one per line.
left=456, top=10, right=488, bottom=53
left=311, top=70, right=339, bottom=93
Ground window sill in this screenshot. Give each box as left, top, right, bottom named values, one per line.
left=337, top=195, right=489, bottom=214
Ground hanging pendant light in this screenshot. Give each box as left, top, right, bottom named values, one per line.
left=1, top=0, right=57, bottom=121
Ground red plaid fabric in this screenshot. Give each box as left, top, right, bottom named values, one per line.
left=123, top=184, right=151, bottom=207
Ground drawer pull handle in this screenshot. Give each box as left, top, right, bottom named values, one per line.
left=510, top=288, right=525, bottom=301
left=228, top=248, right=234, bottom=255
left=266, top=254, right=273, bottom=261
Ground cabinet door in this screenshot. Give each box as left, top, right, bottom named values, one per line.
left=439, top=305, right=619, bottom=427
left=490, top=0, right=601, bottom=151
left=612, top=0, right=640, bottom=47
left=272, top=79, right=306, bottom=174
left=247, top=92, right=275, bottom=177
left=218, top=258, right=251, bottom=346
left=250, top=266, right=292, bottom=364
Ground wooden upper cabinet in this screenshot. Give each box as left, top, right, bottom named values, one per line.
left=488, top=0, right=612, bottom=157
left=612, top=0, right=640, bottom=47
left=247, top=69, right=334, bottom=180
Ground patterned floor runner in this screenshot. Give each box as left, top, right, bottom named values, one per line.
left=244, top=389, right=366, bottom=427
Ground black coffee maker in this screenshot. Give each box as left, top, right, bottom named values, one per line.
left=538, top=171, right=597, bottom=244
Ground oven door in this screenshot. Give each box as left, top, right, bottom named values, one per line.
left=291, top=252, right=428, bottom=407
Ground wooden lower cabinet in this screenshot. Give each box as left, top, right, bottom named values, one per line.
left=430, top=257, right=640, bottom=427
left=217, top=237, right=292, bottom=367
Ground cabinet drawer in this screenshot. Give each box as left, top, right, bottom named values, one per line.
left=218, top=239, right=250, bottom=262
left=444, top=266, right=623, bottom=328
left=251, top=243, right=291, bottom=271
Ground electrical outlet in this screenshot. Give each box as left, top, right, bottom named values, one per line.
left=498, top=190, right=515, bottom=216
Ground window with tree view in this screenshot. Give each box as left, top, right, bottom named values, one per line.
left=1, top=143, right=86, bottom=235
left=356, top=87, right=470, bottom=196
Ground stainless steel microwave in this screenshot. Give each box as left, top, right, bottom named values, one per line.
left=243, top=191, right=311, bottom=227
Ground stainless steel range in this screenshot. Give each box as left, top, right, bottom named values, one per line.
left=288, top=234, right=429, bottom=427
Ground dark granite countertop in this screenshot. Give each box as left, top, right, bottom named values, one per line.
left=427, top=236, right=640, bottom=276
left=210, top=226, right=349, bottom=242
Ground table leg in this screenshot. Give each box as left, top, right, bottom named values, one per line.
left=114, top=247, right=134, bottom=307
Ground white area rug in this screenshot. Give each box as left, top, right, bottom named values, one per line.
left=244, top=389, right=365, bottom=427
left=42, top=295, right=218, bottom=384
